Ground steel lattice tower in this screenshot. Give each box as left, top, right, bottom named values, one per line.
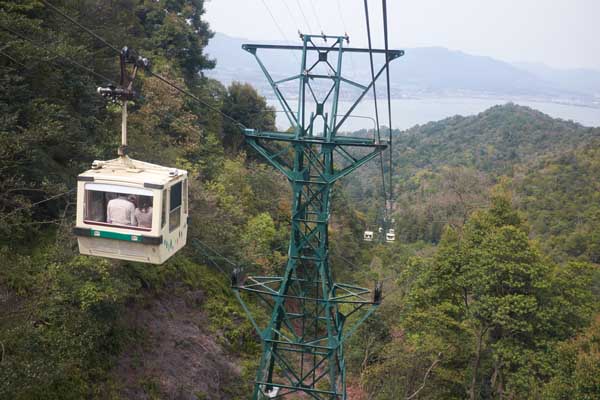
left=233, top=33, right=403, bottom=399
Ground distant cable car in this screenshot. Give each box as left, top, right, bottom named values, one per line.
left=386, top=228, right=395, bottom=242
left=73, top=48, right=188, bottom=264
left=264, top=386, right=280, bottom=398
left=363, top=230, right=374, bottom=241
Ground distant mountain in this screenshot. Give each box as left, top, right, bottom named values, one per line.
left=205, top=33, right=600, bottom=104
left=515, top=62, right=600, bottom=97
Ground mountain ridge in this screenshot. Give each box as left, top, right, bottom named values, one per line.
left=206, top=32, right=600, bottom=104
left=393, top=103, right=600, bottom=175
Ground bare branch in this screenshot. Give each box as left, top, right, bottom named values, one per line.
left=406, top=352, right=442, bottom=400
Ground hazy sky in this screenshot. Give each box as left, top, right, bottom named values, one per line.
left=205, top=0, right=600, bottom=70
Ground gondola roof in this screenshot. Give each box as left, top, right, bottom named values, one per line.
left=77, top=157, right=186, bottom=187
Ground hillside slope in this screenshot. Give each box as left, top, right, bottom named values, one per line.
left=393, top=103, right=599, bottom=174
left=107, top=261, right=258, bottom=400
left=346, top=104, right=600, bottom=261
left=517, top=139, right=600, bottom=263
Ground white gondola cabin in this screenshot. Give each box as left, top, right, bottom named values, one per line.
left=386, top=228, right=395, bottom=243
left=74, top=157, right=188, bottom=264
left=363, top=230, right=374, bottom=241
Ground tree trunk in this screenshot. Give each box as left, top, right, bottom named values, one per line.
left=492, top=358, right=504, bottom=399
left=468, top=327, right=485, bottom=400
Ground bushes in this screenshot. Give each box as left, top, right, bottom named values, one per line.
left=0, top=250, right=135, bottom=399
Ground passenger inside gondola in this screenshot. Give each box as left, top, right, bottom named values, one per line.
left=83, top=184, right=154, bottom=230
left=107, top=194, right=137, bottom=226
left=134, top=197, right=153, bottom=228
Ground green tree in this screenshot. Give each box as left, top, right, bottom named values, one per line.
left=220, top=81, right=275, bottom=154
left=543, top=314, right=600, bottom=400
left=241, top=212, right=279, bottom=272
left=391, top=191, right=596, bottom=399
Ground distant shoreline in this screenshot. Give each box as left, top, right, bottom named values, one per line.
left=268, top=96, right=600, bottom=132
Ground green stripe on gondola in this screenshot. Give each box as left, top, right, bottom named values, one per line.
left=73, top=227, right=162, bottom=245
left=91, top=229, right=141, bottom=242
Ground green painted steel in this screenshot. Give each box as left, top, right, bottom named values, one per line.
left=234, top=33, right=402, bottom=399
left=85, top=228, right=153, bottom=243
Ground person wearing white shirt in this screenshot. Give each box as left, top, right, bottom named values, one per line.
left=107, top=195, right=137, bottom=226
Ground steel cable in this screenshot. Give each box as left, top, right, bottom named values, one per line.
left=295, top=0, right=314, bottom=33
left=0, top=189, right=76, bottom=221
left=41, top=0, right=248, bottom=130
left=382, top=0, right=394, bottom=204
left=0, top=25, right=117, bottom=84
left=41, top=0, right=122, bottom=54
left=363, top=0, right=388, bottom=224
left=259, top=0, right=300, bottom=62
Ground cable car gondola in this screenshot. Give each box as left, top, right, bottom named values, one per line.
left=74, top=157, right=188, bottom=264
left=73, top=47, right=188, bottom=264
left=363, top=230, right=374, bottom=241
left=386, top=228, right=395, bottom=242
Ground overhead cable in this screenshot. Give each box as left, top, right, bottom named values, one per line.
left=0, top=50, right=27, bottom=68
left=362, top=0, right=382, bottom=143
left=282, top=0, right=300, bottom=32
left=191, top=238, right=241, bottom=279
left=308, top=0, right=324, bottom=34
left=0, top=25, right=116, bottom=84
left=40, top=0, right=122, bottom=54
left=294, top=0, right=314, bottom=33
left=146, top=70, right=247, bottom=129
left=335, top=0, right=357, bottom=78
left=382, top=0, right=394, bottom=202
left=260, top=0, right=293, bottom=43
left=3, top=24, right=240, bottom=129
left=192, top=238, right=238, bottom=268
left=259, top=0, right=299, bottom=62
left=363, top=0, right=388, bottom=220
left=41, top=0, right=248, bottom=129
left=0, top=188, right=76, bottom=221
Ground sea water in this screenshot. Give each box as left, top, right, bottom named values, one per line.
left=269, top=97, right=600, bottom=132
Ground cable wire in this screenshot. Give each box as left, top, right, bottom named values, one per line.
left=259, top=0, right=300, bottom=62
left=193, top=238, right=238, bottom=268
left=40, top=0, right=121, bottom=54
left=191, top=238, right=240, bottom=278
left=330, top=250, right=362, bottom=270
left=0, top=188, right=75, bottom=221
left=0, top=25, right=116, bottom=84
left=295, top=0, right=314, bottom=33
left=308, top=0, right=324, bottom=33
left=41, top=0, right=248, bottom=130
left=335, top=0, right=357, bottom=79
left=382, top=0, right=394, bottom=203
left=260, top=0, right=292, bottom=43
left=363, top=0, right=388, bottom=223
left=146, top=70, right=246, bottom=129
left=282, top=0, right=300, bottom=32
left=362, top=0, right=382, bottom=142
left=0, top=50, right=27, bottom=69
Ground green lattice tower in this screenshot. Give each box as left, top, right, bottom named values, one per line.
left=233, top=34, right=403, bottom=399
